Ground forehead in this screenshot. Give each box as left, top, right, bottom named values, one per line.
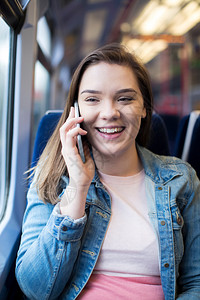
left=79, top=62, right=139, bottom=90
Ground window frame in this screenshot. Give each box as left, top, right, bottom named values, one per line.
left=0, top=0, right=31, bottom=295
left=0, top=0, right=26, bottom=221
left=0, top=24, right=17, bottom=222
left=0, top=1, right=51, bottom=295
left=0, top=0, right=26, bottom=32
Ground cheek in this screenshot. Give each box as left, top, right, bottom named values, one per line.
left=123, top=105, right=143, bottom=124
left=130, top=117, right=142, bottom=134
left=124, top=108, right=143, bottom=135
left=79, top=106, right=94, bottom=127
left=123, top=101, right=144, bottom=115
left=133, top=104, right=145, bottom=116
left=81, top=114, right=96, bottom=133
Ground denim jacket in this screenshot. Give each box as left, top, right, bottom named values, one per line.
left=16, top=146, right=200, bottom=300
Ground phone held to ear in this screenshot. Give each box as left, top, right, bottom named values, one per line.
left=74, top=101, right=86, bottom=163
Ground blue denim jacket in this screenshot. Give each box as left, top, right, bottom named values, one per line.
left=16, top=146, right=200, bottom=300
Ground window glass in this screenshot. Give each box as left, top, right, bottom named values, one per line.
left=37, top=17, right=51, bottom=58
left=31, top=17, right=52, bottom=156
left=18, top=0, right=31, bottom=9
left=0, top=18, right=10, bottom=219
left=31, top=61, right=50, bottom=152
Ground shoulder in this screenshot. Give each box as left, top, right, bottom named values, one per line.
left=138, top=146, right=199, bottom=185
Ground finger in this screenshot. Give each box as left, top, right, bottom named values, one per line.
left=66, top=128, right=87, bottom=150
left=61, top=127, right=87, bottom=152
left=60, top=117, right=84, bottom=144
left=61, top=106, right=81, bottom=131
left=60, top=116, right=84, bottom=132
left=69, top=106, right=75, bottom=118
left=66, top=127, right=87, bottom=140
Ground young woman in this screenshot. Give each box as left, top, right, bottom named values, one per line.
left=16, top=44, right=200, bottom=300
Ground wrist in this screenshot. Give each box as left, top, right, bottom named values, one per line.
left=59, top=183, right=90, bottom=219
left=68, top=178, right=91, bottom=191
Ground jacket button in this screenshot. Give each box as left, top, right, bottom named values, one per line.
left=164, top=263, right=169, bottom=268
left=158, top=187, right=162, bottom=190
left=161, top=220, right=166, bottom=226
left=62, top=226, right=68, bottom=231
left=177, top=216, right=182, bottom=225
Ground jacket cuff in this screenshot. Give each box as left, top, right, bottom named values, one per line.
left=46, top=203, right=87, bottom=241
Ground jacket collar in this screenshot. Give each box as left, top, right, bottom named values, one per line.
left=91, top=145, right=183, bottom=186
left=137, top=145, right=182, bottom=184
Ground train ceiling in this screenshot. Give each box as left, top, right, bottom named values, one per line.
left=46, top=0, right=200, bottom=70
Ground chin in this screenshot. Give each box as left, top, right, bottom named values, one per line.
left=93, top=143, right=129, bottom=159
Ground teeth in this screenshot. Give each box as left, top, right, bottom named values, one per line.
left=98, top=127, right=123, bottom=133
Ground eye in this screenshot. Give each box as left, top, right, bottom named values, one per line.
left=85, top=97, right=100, bottom=103
left=118, top=96, right=135, bottom=102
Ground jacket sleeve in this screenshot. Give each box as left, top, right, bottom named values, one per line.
left=177, top=168, right=200, bottom=299
left=15, top=182, right=87, bottom=300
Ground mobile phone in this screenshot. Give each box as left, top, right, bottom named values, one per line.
left=74, top=101, right=86, bottom=163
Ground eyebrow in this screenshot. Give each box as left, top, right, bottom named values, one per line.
left=80, top=89, right=102, bottom=95
left=115, top=88, right=138, bottom=95
left=80, top=88, right=138, bottom=95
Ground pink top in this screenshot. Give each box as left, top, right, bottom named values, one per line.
left=78, top=274, right=165, bottom=299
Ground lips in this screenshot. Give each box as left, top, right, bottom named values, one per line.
left=96, top=127, right=125, bottom=134
left=95, top=126, right=125, bottom=140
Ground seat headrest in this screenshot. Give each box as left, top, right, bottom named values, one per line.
left=31, top=111, right=62, bottom=167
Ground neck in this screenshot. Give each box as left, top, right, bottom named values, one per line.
left=93, top=144, right=142, bottom=177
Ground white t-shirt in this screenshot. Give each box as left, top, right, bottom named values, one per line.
left=94, top=169, right=160, bottom=277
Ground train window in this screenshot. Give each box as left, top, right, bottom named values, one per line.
left=18, top=0, right=31, bottom=10
left=31, top=16, right=52, bottom=152
left=0, top=18, right=10, bottom=220
left=33, top=60, right=50, bottom=136
left=37, top=16, right=51, bottom=58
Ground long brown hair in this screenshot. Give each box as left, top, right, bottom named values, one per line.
left=32, top=43, right=154, bottom=204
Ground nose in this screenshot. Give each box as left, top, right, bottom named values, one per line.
left=100, top=101, right=120, bottom=120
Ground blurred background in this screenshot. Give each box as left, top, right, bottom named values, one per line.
left=42, top=0, right=200, bottom=116
left=1, top=0, right=200, bottom=159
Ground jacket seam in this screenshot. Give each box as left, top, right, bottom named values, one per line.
left=46, top=244, right=66, bottom=299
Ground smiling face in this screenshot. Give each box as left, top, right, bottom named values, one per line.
left=78, top=62, right=146, bottom=162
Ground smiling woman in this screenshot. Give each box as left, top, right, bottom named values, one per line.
left=15, top=44, right=200, bottom=300
left=78, top=62, right=146, bottom=176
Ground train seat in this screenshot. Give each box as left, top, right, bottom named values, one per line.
left=159, top=114, right=180, bottom=155
left=174, top=111, right=200, bottom=178
left=147, top=113, right=170, bottom=156
left=31, top=110, right=63, bottom=167
left=173, top=115, right=189, bottom=158
left=31, top=111, right=171, bottom=168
